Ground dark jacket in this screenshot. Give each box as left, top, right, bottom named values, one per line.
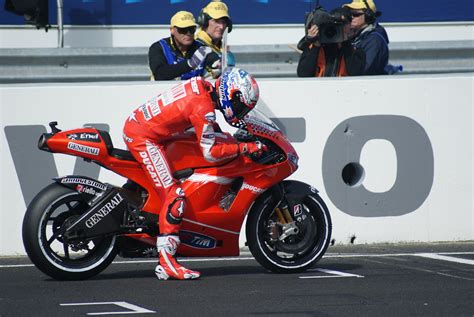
left=352, top=23, right=389, bottom=75
left=148, top=37, right=203, bottom=80
left=297, top=37, right=366, bottom=77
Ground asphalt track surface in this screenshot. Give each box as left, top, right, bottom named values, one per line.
left=1, top=242, right=473, bottom=317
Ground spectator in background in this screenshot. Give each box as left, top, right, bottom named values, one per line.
left=297, top=7, right=365, bottom=77
left=196, top=1, right=235, bottom=77
left=148, top=11, right=218, bottom=80
left=343, top=0, right=389, bottom=75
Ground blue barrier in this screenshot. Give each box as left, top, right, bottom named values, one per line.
left=1, top=0, right=473, bottom=25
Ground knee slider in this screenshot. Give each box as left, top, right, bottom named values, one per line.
left=166, top=197, right=185, bottom=225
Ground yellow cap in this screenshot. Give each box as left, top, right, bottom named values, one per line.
left=170, top=11, right=196, bottom=28
left=203, top=1, right=230, bottom=20
left=343, top=0, right=376, bottom=13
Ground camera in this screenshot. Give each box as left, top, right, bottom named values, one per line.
left=305, top=6, right=346, bottom=44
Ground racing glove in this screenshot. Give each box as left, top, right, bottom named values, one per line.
left=199, top=51, right=222, bottom=78
left=239, top=141, right=268, bottom=157
left=188, top=46, right=212, bottom=69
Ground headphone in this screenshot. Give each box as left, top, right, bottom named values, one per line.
left=197, top=8, right=233, bottom=33
left=362, top=0, right=381, bottom=24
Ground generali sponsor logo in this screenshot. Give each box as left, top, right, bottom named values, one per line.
left=140, top=150, right=161, bottom=187
left=67, top=142, right=100, bottom=156
left=85, top=192, right=124, bottom=228
left=139, top=141, right=173, bottom=188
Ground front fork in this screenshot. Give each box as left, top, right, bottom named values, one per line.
left=275, top=206, right=292, bottom=224
left=269, top=184, right=300, bottom=242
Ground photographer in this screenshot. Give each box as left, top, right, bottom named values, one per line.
left=297, top=7, right=365, bottom=77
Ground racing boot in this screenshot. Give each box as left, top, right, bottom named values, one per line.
left=155, top=235, right=200, bottom=280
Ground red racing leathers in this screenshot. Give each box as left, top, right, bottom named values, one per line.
left=123, top=76, right=240, bottom=235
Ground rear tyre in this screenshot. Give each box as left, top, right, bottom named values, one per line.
left=22, top=183, right=118, bottom=280
left=246, top=194, right=331, bottom=273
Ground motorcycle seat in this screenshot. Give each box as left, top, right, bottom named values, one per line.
left=97, top=130, right=136, bottom=161
left=95, top=130, right=194, bottom=180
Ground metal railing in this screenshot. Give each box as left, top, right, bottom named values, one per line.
left=0, top=40, right=473, bottom=83
left=56, top=0, right=64, bottom=48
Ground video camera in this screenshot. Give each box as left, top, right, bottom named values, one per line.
left=305, top=6, right=346, bottom=44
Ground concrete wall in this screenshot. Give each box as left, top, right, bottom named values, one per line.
left=1, top=23, right=473, bottom=48
left=1, top=74, right=473, bottom=255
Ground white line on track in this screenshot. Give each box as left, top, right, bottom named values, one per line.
left=415, top=253, right=474, bottom=265
left=1, top=252, right=473, bottom=269
left=300, top=268, right=364, bottom=279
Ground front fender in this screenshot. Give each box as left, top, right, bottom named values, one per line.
left=280, top=180, right=320, bottom=207
left=249, top=180, right=321, bottom=216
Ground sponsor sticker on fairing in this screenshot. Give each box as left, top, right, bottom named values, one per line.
left=242, top=182, right=265, bottom=194
left=67, top=142, right=100, bottom=156
left=84, top=192, right=124, bottom=228
left=67, top=132, right=100, bottom=142
left=76, top=184, right=97, bottom=195
left=60, top=177, right=108, bottom=191
left=180, top=231, right=216, bottom=249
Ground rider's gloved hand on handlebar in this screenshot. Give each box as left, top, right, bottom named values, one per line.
left=239, top=141, right=268, bottom=158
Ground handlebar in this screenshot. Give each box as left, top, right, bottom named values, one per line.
left=234, top=129, right=286, bottom=165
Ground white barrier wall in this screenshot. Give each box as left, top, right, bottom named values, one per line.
left=1, top=74, right=473, bottom=255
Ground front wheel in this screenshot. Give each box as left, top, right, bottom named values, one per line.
left=22, top=183, right=118, bottom=280
left=246, top=193, right=332, bottom=273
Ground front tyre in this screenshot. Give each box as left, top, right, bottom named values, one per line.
left=22, top=183, right=118, bottom=280
left=246, top=194, right=332, bottom=273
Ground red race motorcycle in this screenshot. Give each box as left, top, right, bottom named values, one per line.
left=22, top=109, right=331, bottom=280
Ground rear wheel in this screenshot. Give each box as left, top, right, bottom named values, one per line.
left=22, top=183, right=118, bottom=280
left=246, top=194, right=331, bottom=273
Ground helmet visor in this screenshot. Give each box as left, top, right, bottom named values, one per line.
left=232, top=94, right=252, bottom=120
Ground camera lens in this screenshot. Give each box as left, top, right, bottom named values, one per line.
left=324, top=25, right=337, bottom=39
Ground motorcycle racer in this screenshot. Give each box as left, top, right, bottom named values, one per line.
left=122, top=68, right=265, bottom=280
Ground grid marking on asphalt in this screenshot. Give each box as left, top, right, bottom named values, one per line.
left=415, top=253, right=474, bottom=265
left=1, top=252, right=473, bottom=269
